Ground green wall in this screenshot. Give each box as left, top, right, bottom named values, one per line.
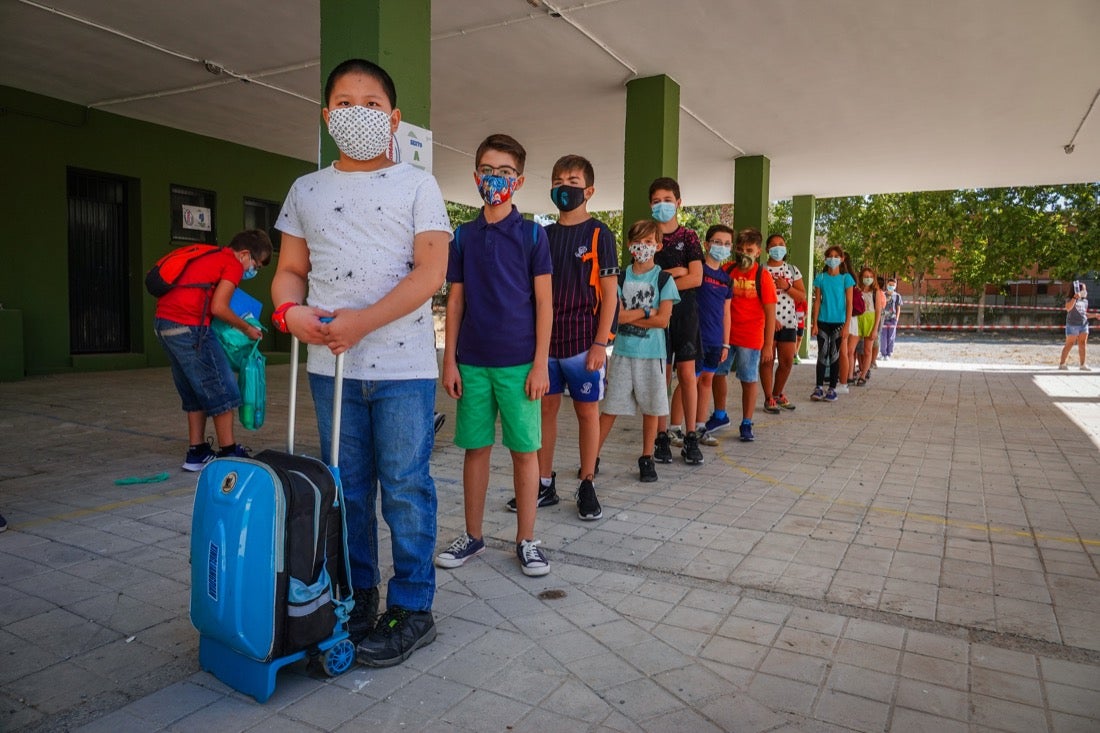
left=0, top=85, right=314, bottom=376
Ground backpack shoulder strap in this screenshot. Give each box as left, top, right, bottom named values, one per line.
left=755, top=264, right=764, bottom=304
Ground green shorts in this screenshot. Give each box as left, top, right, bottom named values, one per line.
left=455, top=363, right=541, bottom=452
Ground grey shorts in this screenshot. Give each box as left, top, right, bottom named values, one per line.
left=604, top=355, right=669, bottom=417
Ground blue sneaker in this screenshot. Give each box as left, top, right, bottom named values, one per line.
left=739, top=420, right=755, bottom=442
left=216, top=444, right=251, bottom=459
left=435, top=533, right=485, bottom=569
left=182, top=442, right=216, bottom=471
left=810, top=386, right=825, bottom=402
left=825, top=388, right=838, bottom=402
left=704, top=413, right=731, bottom=433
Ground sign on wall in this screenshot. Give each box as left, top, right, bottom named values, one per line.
left=387, top=121, right=433, bottom=173
left=181, top=204, right=212, bottom=232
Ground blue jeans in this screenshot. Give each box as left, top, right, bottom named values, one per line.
left=309, top=374, right=437, bottom=612
left=154, top=318, right=240, bottom=415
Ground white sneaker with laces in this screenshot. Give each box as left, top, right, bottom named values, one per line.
left=516, top=539, right=550, bottom=576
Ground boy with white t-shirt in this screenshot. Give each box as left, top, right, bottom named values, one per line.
left=272, top=59, right=452, bottom=669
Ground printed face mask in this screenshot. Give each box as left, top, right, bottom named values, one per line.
left=478, top=174, right=519, bottom=206
left=735, top=250, right=756, bottom=270
left=709, top=244, right=731, bottom=262
left=550, top=184, right=586, bottom=212
left=326, top=106, right=393, bottom=161
left=862, top=277, right=874, bottom=286
left=768, top=245, right=787, bottom=261
left=629, top=242, right=658, bottom=263
left=825, top=256, right=841, bottom=270
left=651, top=201, right=677, bottom=223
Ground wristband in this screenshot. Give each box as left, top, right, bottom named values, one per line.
left=643, top=306, right=651, bottom=318
left=592, top=341, right=607, bottom=348
left=272, top=301, right=300, bottom=334
left=722, top=343, right=731, bottom=349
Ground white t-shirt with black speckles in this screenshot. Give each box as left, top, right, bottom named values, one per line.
left=277, top=162, right=452, bottom=381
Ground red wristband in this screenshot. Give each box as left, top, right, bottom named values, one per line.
left=272, top=301, right=299, bottom=334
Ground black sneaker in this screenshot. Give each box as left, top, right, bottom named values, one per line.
left=681, top=431, right=704, bottom=465
left=576, top=479, right=603, bottom=520
left=654, top=431, right=673, bottom=463
left=433, top=412, right=446, bottom=434
left=638, top=455, right=658, bottom=483
left=357, top=607, right=436, bottom=668
left=506, top=472, right=559, bottom=511
left=347, top=586, right=379, bottom=645
left=182, top=442, right=216, bottom=471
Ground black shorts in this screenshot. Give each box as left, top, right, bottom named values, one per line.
left=665, top=295, right=701, bottom=364
left=775, top=327, right=798, bottom=343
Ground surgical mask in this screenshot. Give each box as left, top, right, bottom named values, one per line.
left=768, top=245, right=787, bottom=261
left=326, top=106, right=393, bottom=161
left=862, top=277, right=874, bottom=286
left=735, top=251, right=756, bottom=270
left=886, top=284, right=896, bottom=292
left=241, top=266, right=258, bottom=281
left=629, top=242, right=658, bottom=263
left=709, top=244, right=731, bottom=262
left=550, top=184, right=586, bottom=212
left=651, top=201, right=677, bottom=223
left=825, top=256, right=841, bottom=270
left=477, top=174, right=519, bottom=206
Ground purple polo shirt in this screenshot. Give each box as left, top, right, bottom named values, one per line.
left=447, top=206, right=553, bottom=367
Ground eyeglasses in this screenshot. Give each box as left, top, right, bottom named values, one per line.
left=477, top=165, right=520, bottom=179
left=706, top=240, right=732, bottom=247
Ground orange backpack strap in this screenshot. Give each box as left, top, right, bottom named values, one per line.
left=580, top=227, right=603, bottom=314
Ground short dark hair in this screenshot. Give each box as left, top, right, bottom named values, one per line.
left=648, top=177, right=680, bottom=200
left=475, top=134, right=527, bottom=173
left=627, top=219, right=661, bottom=244
left=736, top=228, right=763, bottom=247
left=705, top=224, right=735, bottom=242
left=551, top=154, right=594, bottom=187
left=324, top=58, right=397, bottom=108
left=766, top=233, right=786, bottom=246
left=229, top=229, right=273, bottom=266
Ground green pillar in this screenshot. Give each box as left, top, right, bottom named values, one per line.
left=791, top=194, right=816, bottom=358
left=623, top=75, right=679, bottom=259
left=733, top=155, right=770, bottom=237
left=320, top=0, right=431, bottom=166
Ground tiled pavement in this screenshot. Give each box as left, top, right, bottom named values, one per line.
left=1, top=353, right=1098, bottom=731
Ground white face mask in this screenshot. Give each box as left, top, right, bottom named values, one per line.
left=326, top=106, right=393, bottom=161
left=630, top=242, right=658, bottom=263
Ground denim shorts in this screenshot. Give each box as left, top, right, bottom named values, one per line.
left=714, top=347, right=736, bottom=376
left=455, top=363, right=541, bottom=452
left=547, top=351, right=605, bottom=402
left=729, top=345, right=761, bottom=383
left=1067, top=324, right=1089, bottom=336
left=155, top=318, right=240, bottom=415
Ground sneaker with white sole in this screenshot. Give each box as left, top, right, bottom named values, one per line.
left=704, top=413, right=731, bottom=433
left=576, top=479, right=603, bottom=520
left=435, top=533, right=485, bottom=568
left=669, top=427, right=686, bottom=447
left=516, top=539, right=550, bottom=576
left=1082, top=365, right=1092, bottom=371
left=182, top=442, right=216, bottom=471
left=697, top=427, right=718, bottom=446
left=507, top=473, right=559, bottom=511
left=810, top=386, right=825, bottom=401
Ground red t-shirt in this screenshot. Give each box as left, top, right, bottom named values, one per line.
left=154, top=248, right=243, bottom=326
left=727, top=263, right=778, bottom=349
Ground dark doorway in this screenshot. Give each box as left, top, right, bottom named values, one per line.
left=67, top=169, right=131, bottom=353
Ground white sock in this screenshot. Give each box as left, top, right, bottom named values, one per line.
left=540, top=476, right=553, bottom=488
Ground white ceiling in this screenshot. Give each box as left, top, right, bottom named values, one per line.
left=3, top=0, right=1099, bottom=213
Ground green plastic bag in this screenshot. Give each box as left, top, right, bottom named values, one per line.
left=213, top=315, right=264, bottom=372
left=238, top=339, right=266, bottom=430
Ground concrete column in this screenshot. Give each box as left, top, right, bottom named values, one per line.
left=733, top=155, right=770, bottom=237
left=623, top=75, right=679, bottom=258
left=791, top=194, right=816, bottom=358
left=320, top=0, right=431, bottom=166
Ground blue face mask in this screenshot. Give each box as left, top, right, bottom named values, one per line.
left=825, top=257, right=841, bottom=270
left=651, top=201, right=677, bottom=223
left=768, top=246, right=787, bottom=261
left=241, top=267, right=258, bottom=280
left=709, top=244, right=731, bottom=262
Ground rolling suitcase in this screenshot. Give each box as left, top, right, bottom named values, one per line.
left=190, top=340, right=356, bottom=702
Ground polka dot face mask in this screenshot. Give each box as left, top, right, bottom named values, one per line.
left=326, top=106, right=393, bottom=161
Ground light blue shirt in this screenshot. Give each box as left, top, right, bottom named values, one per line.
left=813, top=271, right=856, bottom=324
left=615, top=265, right=680, bottom=360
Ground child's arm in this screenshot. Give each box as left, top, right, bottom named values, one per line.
left=526, top=273, right=552, bottom=401
left=811, top=285, right=821, bottom=336
left=442, top=282, right=465, bottom=399
left=587, top=274, right=619, bottom=371
left=721, top=296, right=732, bottom=361
left=208, top=280, right=263, bottom=340
left=322, top=231, right=449, bottom=355
left=648, top=297, right=674, bottom=328
left=675, top=260, right=703, bottom=290
left=271, top=233, right=333, bottom=345
left=787, top=275, right=807, bottom=304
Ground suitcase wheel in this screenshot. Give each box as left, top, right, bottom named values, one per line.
left=322, top=639, right=356, bottom=677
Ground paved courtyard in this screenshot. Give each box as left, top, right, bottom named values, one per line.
left=1, top=340, right=1098, bottom=732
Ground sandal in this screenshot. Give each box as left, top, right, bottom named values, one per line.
left=856, top=376, right=867, bottom=386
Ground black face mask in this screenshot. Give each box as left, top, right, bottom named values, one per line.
left=550, top=184, right=587, bottom=212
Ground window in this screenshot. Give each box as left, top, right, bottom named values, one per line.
left=170, top=185, right=217, bottom=243
left=244, top=198, right=282, bottom=252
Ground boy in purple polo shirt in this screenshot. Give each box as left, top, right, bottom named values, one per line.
left=520, top=154, right=618, bottom=522
left=436, top=134, right=554, bottom=577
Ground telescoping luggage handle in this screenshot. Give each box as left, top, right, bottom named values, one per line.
left=287, top=336, right=344, bottom=469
